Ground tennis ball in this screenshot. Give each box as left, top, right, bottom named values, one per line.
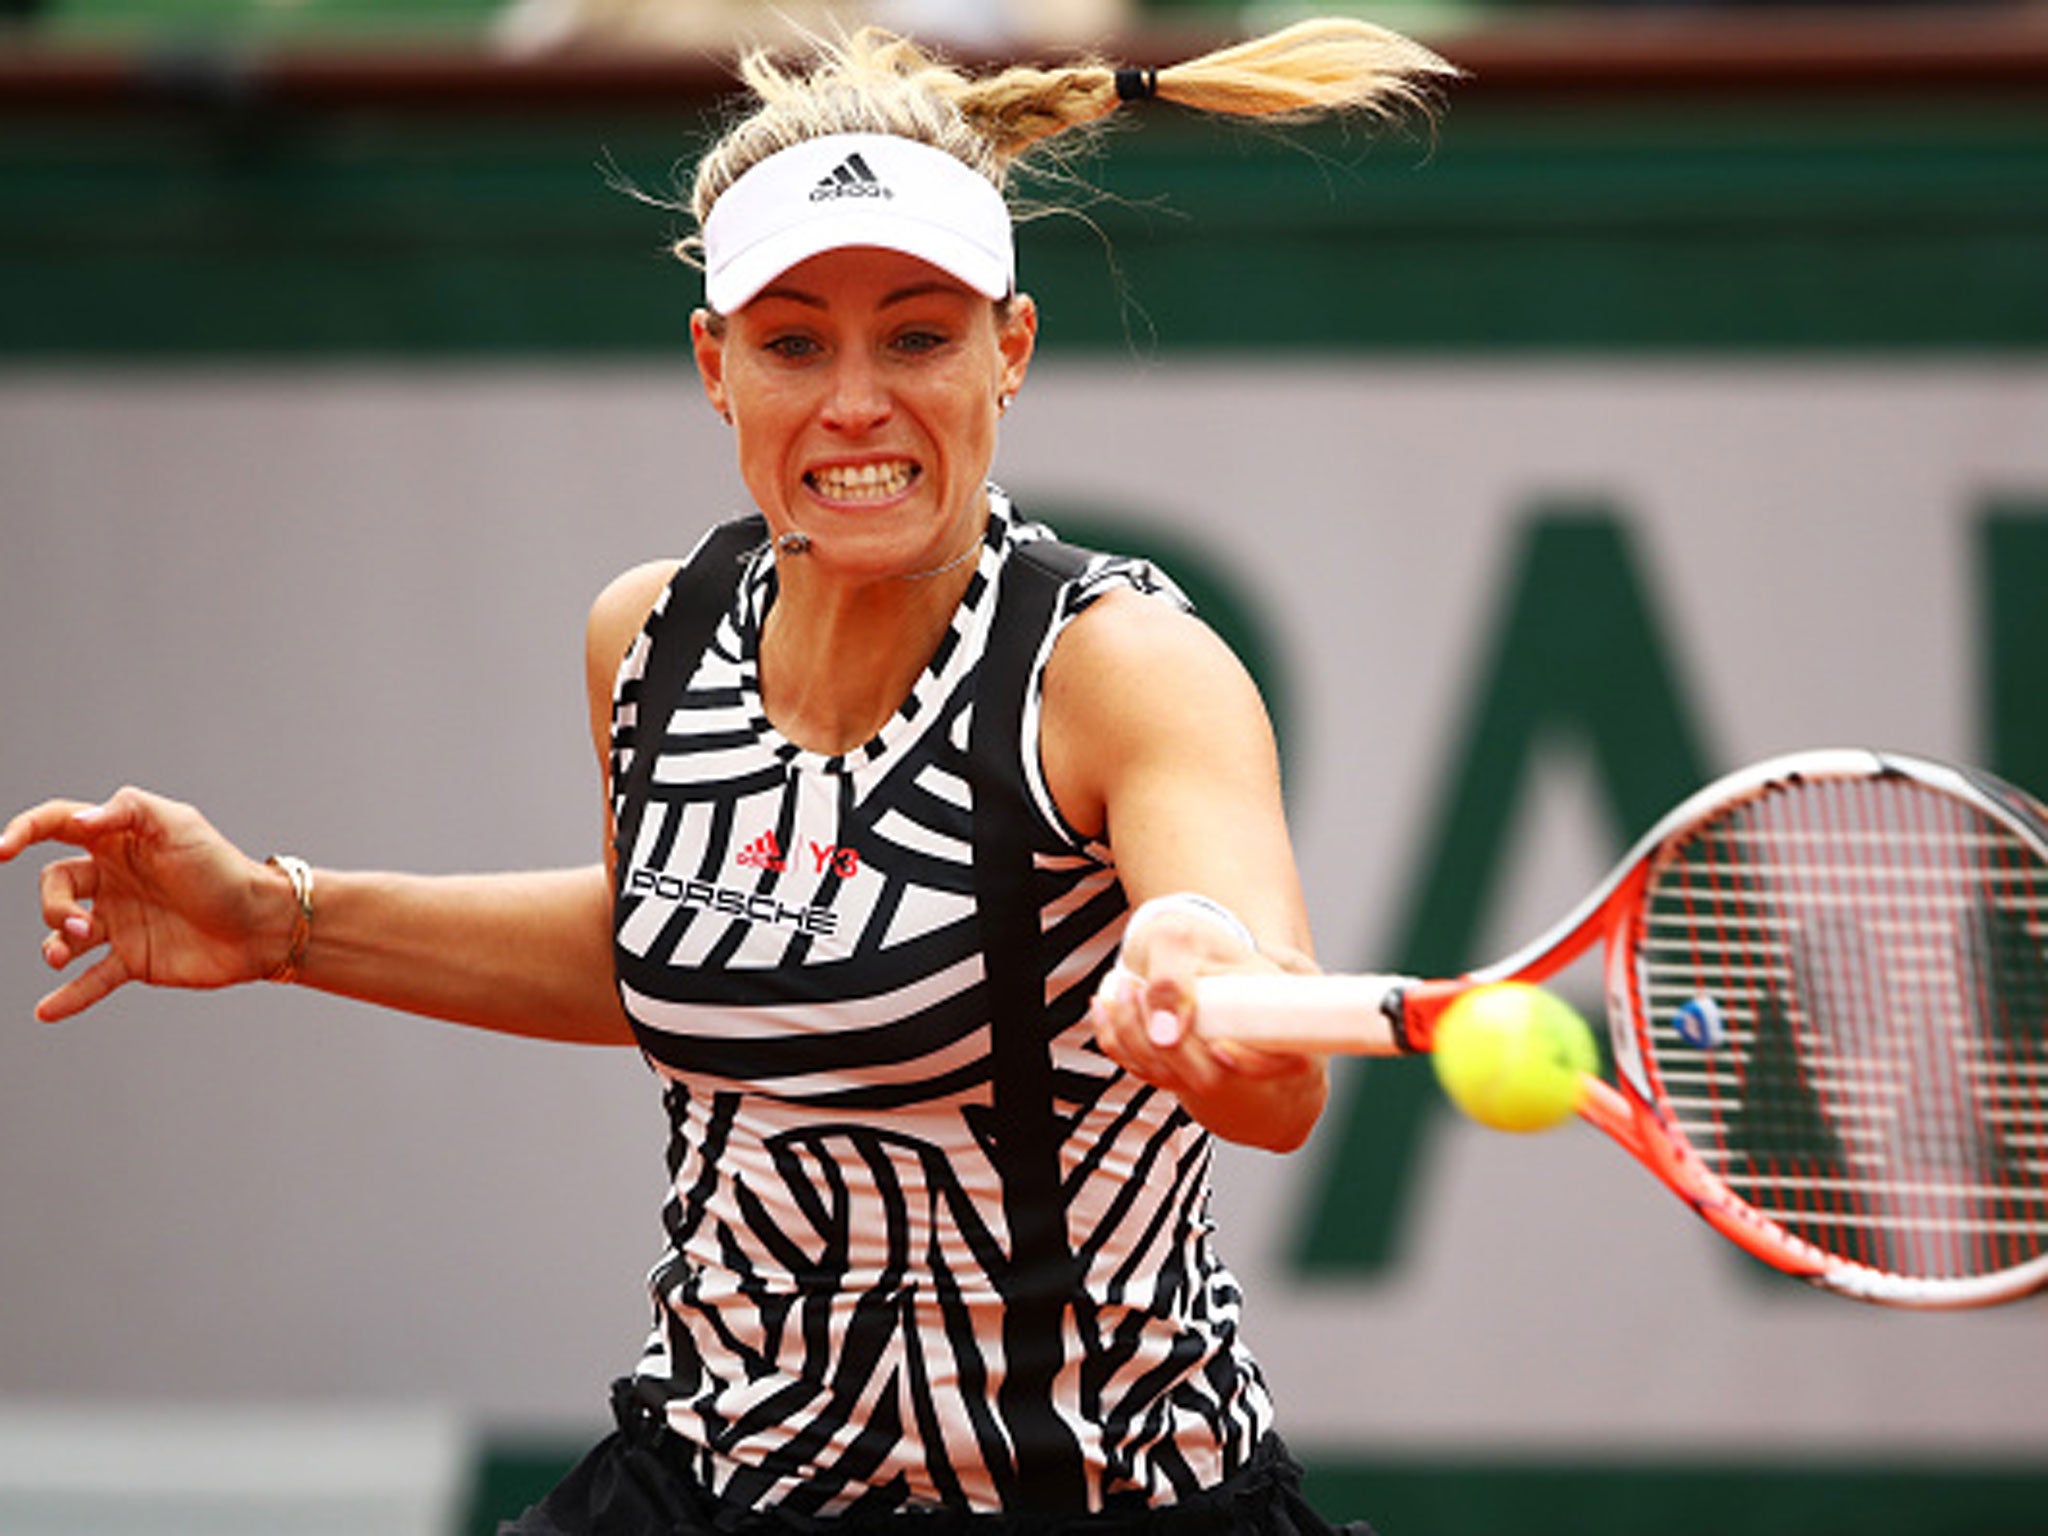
left=1431, top=982, right=1598, bottom=1134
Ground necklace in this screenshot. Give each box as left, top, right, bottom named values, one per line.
left=900, top=537, right=983, bottom=582
left=764, top=529, right=982, bottom=582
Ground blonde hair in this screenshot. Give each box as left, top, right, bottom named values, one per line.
left=683, top=19, right=1459, bottom=259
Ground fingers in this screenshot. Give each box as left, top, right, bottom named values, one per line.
left=0, top=799, right=98, bottom=862
left=1090, top=947, right=1321, bottom=1095
left=0, top=789, right=158, bottom=863
left=1091, top=897, right=1262, bottom=1094
left=39, top=913, right=98, bottom=971
left=1201, top=1034, right=1318, bottom=1081
left=36, top=951, right=132, bottom=1025
left=7, top=795, right=143, bottom=1023
left=1089, top=965, right=1228, bottom=1099
left=25, top=853, right=110, bottom=1020
left=38, top=853, right=98, bottom=931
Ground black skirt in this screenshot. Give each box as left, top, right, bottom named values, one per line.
left=499, top=1381, right=1374, bottom=1536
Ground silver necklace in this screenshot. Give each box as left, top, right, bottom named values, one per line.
left=770, top=530, right=981, bottom=582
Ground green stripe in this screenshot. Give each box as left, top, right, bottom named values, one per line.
left=1300, top=1455, right=2048, bottom=1536
left=43, top=0, right=499, bottom=45
left=463, top=1440, right=2048, bottom=1536
left=3, top=98, right=2047, bottom=357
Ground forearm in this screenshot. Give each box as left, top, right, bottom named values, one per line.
left=288, top=862, right=633, bottom=1046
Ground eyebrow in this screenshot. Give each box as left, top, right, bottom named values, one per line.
left=750, top=279, right=971, bottom=311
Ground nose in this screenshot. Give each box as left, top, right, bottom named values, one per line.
left=819, top=349, right=891, bottom=434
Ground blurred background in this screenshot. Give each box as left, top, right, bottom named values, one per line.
left=3, top=1, right=2047, bottom=1533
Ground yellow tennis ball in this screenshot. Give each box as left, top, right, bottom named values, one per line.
left=1431, top=982, right=1598, bottom=1133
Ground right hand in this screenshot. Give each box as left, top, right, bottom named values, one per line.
left=0, top=787, right=295, bottom=1023
left=1086, top=895, right=1327, bottom=1153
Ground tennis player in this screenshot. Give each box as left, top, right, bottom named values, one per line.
left=1, top=20, right=1453, bottom=1536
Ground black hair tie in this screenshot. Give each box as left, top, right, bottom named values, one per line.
left=1113, top=66, right=1159, bottom=103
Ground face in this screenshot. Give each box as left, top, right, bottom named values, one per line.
left=692, top=246, right=1037, bottom=580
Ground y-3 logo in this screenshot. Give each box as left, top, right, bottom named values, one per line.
left=811, top=842, right=860, bottom=878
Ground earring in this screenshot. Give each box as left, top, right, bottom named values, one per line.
left=997, top=392, right=1015, bottom=415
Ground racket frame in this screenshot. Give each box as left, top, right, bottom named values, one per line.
left=1196, top=747, right=2048, bottom=1309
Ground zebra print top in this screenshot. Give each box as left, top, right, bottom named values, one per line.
left=607, top=490, right=1277, bottom=1518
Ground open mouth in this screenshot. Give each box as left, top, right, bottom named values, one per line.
left=807, top=460, right=919, bottom=504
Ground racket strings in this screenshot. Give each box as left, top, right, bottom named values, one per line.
left=1636, top=773, right=2048, bottom=1285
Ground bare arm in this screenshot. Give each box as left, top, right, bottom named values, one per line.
left=0, top=793, right=629, bottom=1041
left=275, top=863, right=625, bottom=1042
left=1, top=561, right=683, bottom=1044
left=1043, top=590, right=1326, bottom=1152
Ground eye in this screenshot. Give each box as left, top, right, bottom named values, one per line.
left=891, top=327, right=952, bottom=357
left=763, top=333, right=822, bottom=362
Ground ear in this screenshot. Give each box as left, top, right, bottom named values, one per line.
left=691, top=309, right=731, bottom=422
left=996, top=293, right=1038, bottom=403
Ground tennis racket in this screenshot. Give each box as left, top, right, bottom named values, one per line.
left=1197, top=748, right=2048, bottom=1309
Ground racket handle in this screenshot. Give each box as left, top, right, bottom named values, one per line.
left=1194, top=972, right=1414, bottom=1056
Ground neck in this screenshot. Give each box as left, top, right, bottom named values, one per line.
left=758, top=557, right=978, bottom=756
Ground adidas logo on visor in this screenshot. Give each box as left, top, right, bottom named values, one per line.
left=810, top=152, right=892, bottom=203
left=701, top=133, right=1013, bottom=313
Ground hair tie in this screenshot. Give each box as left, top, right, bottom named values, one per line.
left=1113, top=66, right=1159, bottom=103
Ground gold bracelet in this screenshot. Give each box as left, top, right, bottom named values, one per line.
left=264, top=854, right=314, bottom=985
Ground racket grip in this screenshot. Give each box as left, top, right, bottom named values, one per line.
left=1194, top=972, right=1414, bottom=1057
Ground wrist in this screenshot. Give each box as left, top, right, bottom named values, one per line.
left=263, top=854, right=315, bottom=984
left=1123, top=892, right=1257, bottom=956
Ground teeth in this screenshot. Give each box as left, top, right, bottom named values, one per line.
left=811, top=461, right=915, bottom=502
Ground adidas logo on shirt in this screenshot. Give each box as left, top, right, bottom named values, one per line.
left=810, top=152, right=892, bottom=203
left=736, top=831, right=787, bottom=872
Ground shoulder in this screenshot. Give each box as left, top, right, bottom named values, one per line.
left=1044, top=589, right=1269, bottom=792
left=582, top=558, right=687, bottom=790
left=587, top=559, right=683, bottom=665
left=1047, top=585, right=1251, bottom=706
left=584, top=512, right=772, bottom=700
left=1004, top=519, right=1191, bottom=622
left=1010, top=514, right=1248, bottom=736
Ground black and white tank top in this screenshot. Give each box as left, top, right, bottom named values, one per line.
left=607, top=490, right=1276, bottom=1518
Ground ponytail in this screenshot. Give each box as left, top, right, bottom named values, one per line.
left=950, top=18, right=1459, bottom=169
left=690, top=17, right=1457, bottom=225
left=671, top=14, right=1458, bottom=276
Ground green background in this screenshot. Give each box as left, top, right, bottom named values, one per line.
left=4, top=65, right=2046, bottom=357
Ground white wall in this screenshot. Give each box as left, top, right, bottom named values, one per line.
left=3, top=360, right=2046, bottom=1453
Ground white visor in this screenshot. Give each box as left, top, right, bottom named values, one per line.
left=702, top=133, right=1014, bottom=314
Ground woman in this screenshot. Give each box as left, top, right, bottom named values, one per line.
left=0, top=19, right=1454, bottom=1536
